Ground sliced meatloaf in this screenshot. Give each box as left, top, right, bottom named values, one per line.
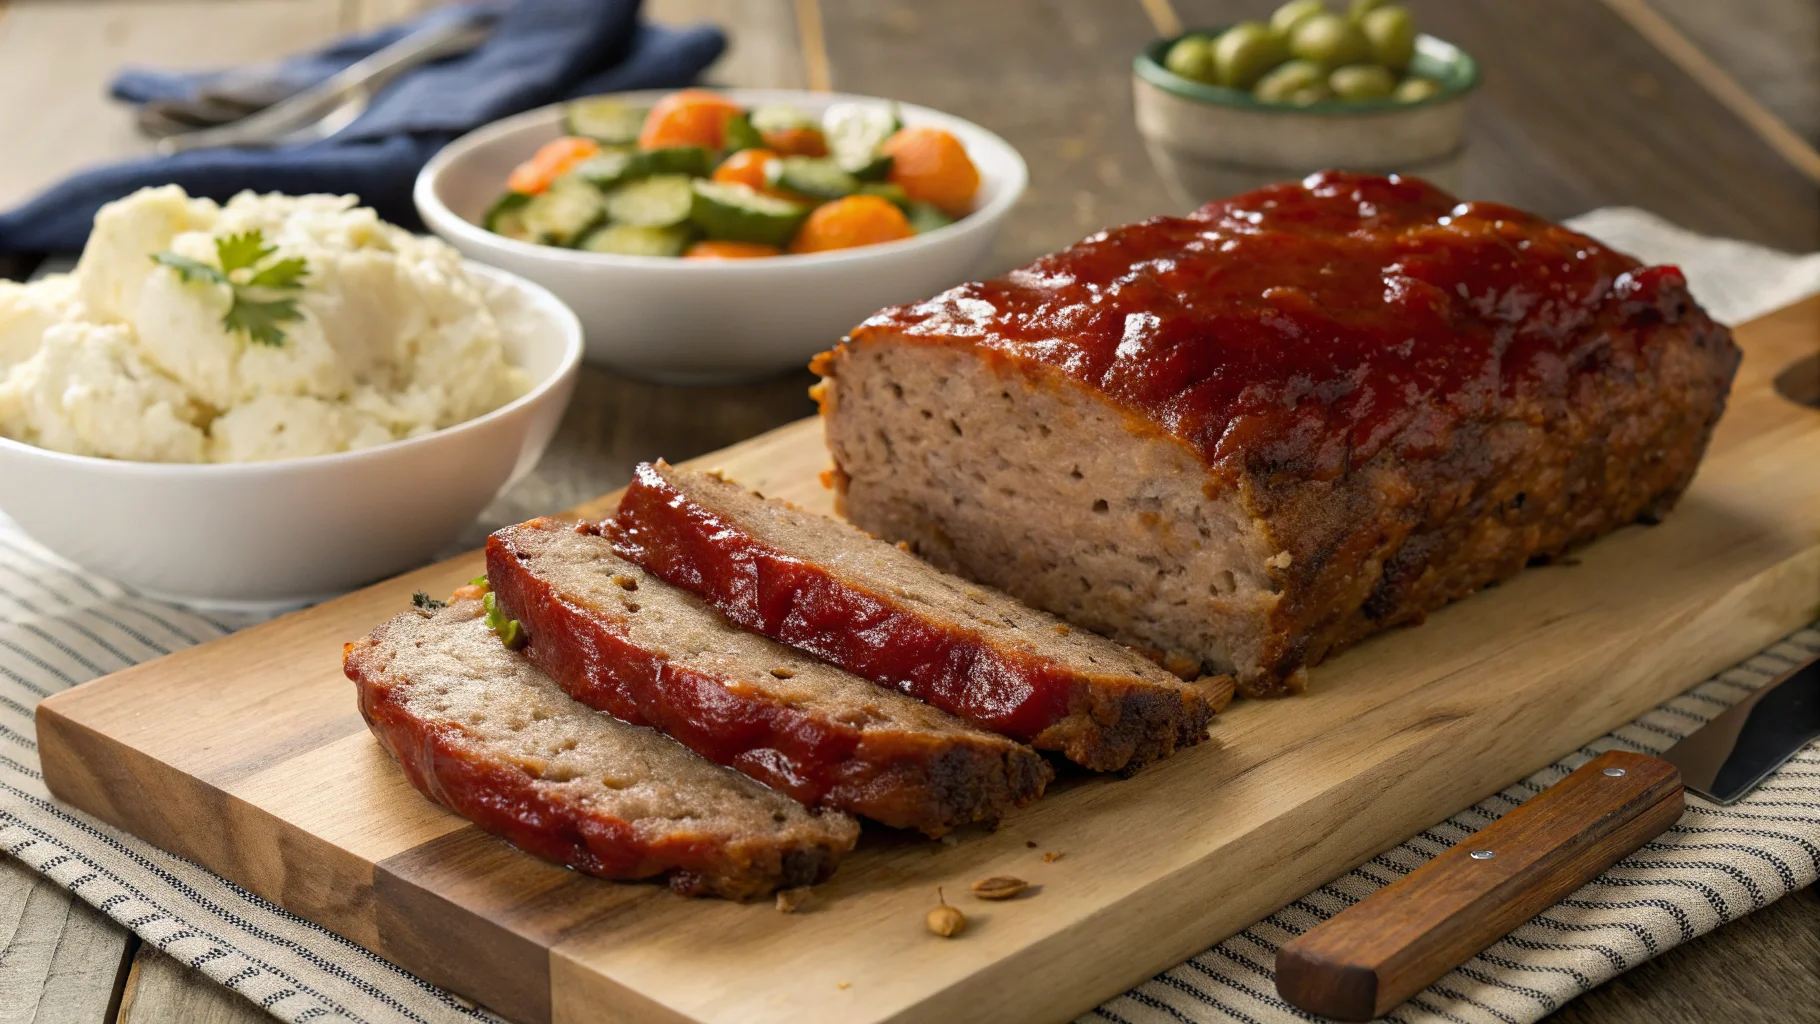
left=346, top=599, right=858, bottom=900
left=486, top=518, right=1052, bottom=835
left=814, top=171, right=1741, bottom=698
left=612, top=460, right=1220, bottom=772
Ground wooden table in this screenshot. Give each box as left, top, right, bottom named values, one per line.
left=0, top=1, right=1814, bottom=1021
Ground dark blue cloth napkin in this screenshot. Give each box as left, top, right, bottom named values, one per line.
left=0, top=0, right=724, bottom=254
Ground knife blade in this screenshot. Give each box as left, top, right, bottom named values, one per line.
left=1277, top=651, right=1820, bottom=1021
left=1658, top=653, right=1820, bottom=803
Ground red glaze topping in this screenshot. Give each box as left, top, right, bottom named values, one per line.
left=614, top=464, right=1070, bottom=741
left=485, top=521, right=1047, bottom=834
left=612, top=463, right=1209, bottom=771
left=851, top=171, right=1694, bottom=481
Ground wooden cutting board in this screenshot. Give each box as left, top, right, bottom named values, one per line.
left=35, top=297, right=1820, bottom=1024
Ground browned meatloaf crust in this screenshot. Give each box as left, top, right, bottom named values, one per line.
left=611, top=460, right=1220, bottom=772
left=346, top=600, right=859, bottom=900
left=487, top=518, right=1052, bottom=835
left=813, top=171, right=1742, bottom=698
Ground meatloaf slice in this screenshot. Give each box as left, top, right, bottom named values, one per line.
left=814, top=171, right=1742, bottom=698
left=345, top=599, right=858, bottom=900
left=611, top=460, right=1220, bottom=772
left=486, top=518, right=1052, bottom=835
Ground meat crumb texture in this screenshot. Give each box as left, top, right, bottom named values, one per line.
left=344, top=600, right=858, bottom=900
left=611, top=460, right=1218, bottom=772
left=814, top=171, right=1741, bottom=697
left=486, top=518, right=1053, bottom=835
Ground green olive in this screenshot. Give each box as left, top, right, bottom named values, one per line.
left=1253, top=59, right=1328, bottom=103
left=1393, top=75, right=1444, bottom=102
left=1361, top=5, right=1417, bottom=71
left=1162, top=35, right=1217, bottom=83
left=1269, top=0, right=1328, bottom=39
left=1288, top=84, right=1336, bottom=105
left=1214, top=22, right=1289, bottom=89
left=1329, top=63, right=1397, bottom=100
left=1288, top=13, right=1372, bottom=69
left=1347, top=0, right=1388, bottom=20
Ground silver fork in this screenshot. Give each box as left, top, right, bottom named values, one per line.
left=155, top=11, right=495, bottom=155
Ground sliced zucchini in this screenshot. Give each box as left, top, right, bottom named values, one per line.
left=637, top=146, right=713, bottom=178
left=749, top=103, right=817, bottom=134
left=603, top=174, right=695, bottom=228
left=766, top=157, right=860, bottom=200
left=848, top=153, right=895, bottom=181
left=564, top=98, right=648, bottom=145
left=579, top=224, right=693, bottom=257
left=824, top=101, right=902, bottom=174
left=858, top=181, right=910, bottom=206
left=722, top=111, right=765, bottom=154
left=690, top=181, right=809, bottom=247
left=568, top=150, right=641, bottom=191
left=484, top=191, right=535, bottom=241
left=521, top=178, right=606, bottom=246
left=904, top=201, right=957, bottom=235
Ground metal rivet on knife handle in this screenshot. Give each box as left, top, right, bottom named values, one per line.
left=1275, top=750, right=1685, bottom=1022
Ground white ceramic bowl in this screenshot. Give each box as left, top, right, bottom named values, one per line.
left=414, top=88, right=1028, bottom=384
left=0, top=263, right=582, bottom=609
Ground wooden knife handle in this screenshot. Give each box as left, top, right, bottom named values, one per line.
left=1276, top=750, right=1684, bottom=1021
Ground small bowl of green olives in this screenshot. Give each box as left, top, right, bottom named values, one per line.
left=1133, top=0, right=1479, bottom=206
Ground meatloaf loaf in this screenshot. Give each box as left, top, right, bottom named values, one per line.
left=814, top=170, right=1741, bottom=698
left=346, top=599, right=858, bottom=899
left=486, top=518, right=1051, bottom=835
left=613, top=460, right=1222, bottom=772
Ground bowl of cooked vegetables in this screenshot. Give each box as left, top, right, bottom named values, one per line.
left=1132, top=0, right=1478, bottom=206
left=415, top=87, right=1026, bottom=383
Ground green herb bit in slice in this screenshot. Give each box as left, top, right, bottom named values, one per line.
left=749, top=103, right=817, bottom=134
left=411, top=591, right=447, bottom=611
left=564, top=97, right=648, bottom=146
left=767, top=157, right=860, bottom=201
left=482, top=591, right=527, bottom=649
left=603, top=174, right=695, bottom=228
left=904, top=201, right=957, bottom=235
left=824, top=101, right=903, bottom=173
left=579, top=223, right=694, bottom=257
left=722, top=111, right=765, bottom=154
left=689, top=180, right=809, bottom=248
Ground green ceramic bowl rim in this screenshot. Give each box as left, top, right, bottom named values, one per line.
left=1134, top=30, right=1480, bottom=115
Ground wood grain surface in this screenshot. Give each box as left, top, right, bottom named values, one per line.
left=32, top=297, right=1820, bottom=1024
left=1278, top=752, right=1686, bottom=1021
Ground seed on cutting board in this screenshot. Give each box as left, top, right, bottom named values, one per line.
left=775, top=887, right=813, bottom=912
left=1043, top=851, right=1065, bottom=863
left=971, top=876, right=1029, bottom=900
left=926, top=889, right=966, bottom=937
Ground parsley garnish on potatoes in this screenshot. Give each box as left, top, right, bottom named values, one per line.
left=152, top=229, right=308, bottom=346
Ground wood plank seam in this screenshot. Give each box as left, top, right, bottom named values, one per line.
left=1603, top=0, right=1820, bottom=186
left=1135, top=0, right=1182, bottom=40
left=791, top=0, right=830, bottom=92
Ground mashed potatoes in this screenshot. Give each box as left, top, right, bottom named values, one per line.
left=0, top=187, right=531, bottom=463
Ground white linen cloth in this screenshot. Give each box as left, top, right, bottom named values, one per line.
left=0, top=209, right=1813, bottom=1024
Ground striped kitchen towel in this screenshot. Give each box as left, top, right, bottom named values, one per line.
left=0, top=208, right=1815, bottom=1024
